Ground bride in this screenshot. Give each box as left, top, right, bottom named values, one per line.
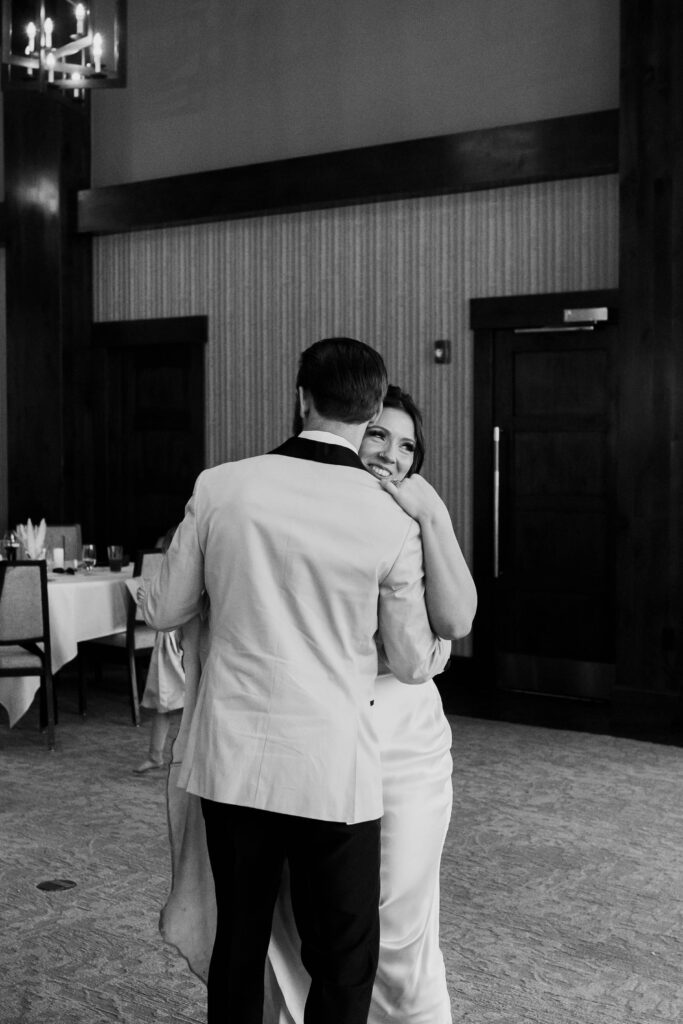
left=264, top=385, right=476, bottom=1023
left=161, top=385, right=477, bottom=1023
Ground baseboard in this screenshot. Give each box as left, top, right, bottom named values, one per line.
left=436, top=657, right=683, bottom=746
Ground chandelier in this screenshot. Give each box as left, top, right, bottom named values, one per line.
left=1, top=1, right=126, bottom=93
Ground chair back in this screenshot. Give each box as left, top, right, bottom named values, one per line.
left=0, top=561, right=50, bottom=646
left=130, top=550, right=165, bottom=625
left=44, top=524, right=83, bottom=563
left=0, top=560, right=54, bottom=747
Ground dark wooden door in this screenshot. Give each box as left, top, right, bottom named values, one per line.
left=472, top=291, right=618, bottom=700
left=92, top=317, right=207, bottom=560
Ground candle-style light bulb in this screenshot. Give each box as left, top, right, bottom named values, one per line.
left=44, top=17, right=54, bottom=49
left=45, top=51, right=56, bottom=83
left=72, top=71, right=83, bottom=98
left=92, top=32, right=103, bottom=73
left=26, top=22, right=37, bottom=54
left=75, top=4, right=86, bottom=35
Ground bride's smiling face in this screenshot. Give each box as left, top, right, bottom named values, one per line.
left=359, top=407, right=417, bottom=484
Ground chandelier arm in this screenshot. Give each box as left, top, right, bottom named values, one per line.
left=53, top=59, right=103, bottom=76
left=52, top=34, right=93, bottom=61
left=4, top=54, right=40, bottom=70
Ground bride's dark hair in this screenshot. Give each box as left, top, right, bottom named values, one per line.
left=381, top=385, right=426, bottom=476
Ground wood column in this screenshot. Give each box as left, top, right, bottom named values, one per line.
left=617, top=0, right=683, bottom=700
left=3, top=89, right=93, bottom=532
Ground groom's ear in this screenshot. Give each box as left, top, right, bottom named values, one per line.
left=298, top=387, right=311, bottom=421
left=368, top=400, right=383, bottom=426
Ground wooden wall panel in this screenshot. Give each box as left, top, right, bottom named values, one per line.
left=617, top=0, right=683, bottom=695
left=93, top=175, right=619, bottom=590
left=3, top=90, right=92, bottom=531
left=0, top=248, right=6, bottom=532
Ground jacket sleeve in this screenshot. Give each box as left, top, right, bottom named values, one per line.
left=378, top=518, right=451, bottom=684
left=142, top=474, right=206, bottom=631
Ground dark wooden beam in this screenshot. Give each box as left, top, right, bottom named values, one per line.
left=0, top=200, right=6, bottom=244
left=616, top=0, right=683, bottom=695
left=78, top=109, right=619, bottom=236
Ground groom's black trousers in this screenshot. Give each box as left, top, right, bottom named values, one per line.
left=201, top=798, right=381, bottom=1024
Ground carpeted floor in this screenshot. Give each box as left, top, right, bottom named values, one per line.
left=1, top=674, right=682, bottom=1023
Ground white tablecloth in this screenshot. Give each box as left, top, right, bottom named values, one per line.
left=0, top=566, right=134, bottom=727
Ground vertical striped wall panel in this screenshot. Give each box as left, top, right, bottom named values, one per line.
left=93, top=175, right=619, bottom=579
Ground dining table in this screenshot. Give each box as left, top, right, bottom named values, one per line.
left=0, top=564, right=135, bottom=727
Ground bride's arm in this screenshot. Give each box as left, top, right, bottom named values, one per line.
left=381, top=475, right=477, bottom=641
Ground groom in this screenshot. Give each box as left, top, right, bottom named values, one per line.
left=143, top=337, right=450, bottom=1024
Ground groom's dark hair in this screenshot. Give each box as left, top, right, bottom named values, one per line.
left=296, top=337, right=388, bottom=424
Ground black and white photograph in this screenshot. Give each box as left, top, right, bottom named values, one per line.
left=1, top=2, right=682, bottom=1022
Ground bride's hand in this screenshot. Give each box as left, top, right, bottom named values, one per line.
left=380, top=475, right=447, bottom=524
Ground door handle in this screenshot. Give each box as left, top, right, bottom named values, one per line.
left=493, top=426, right=501, bottom=578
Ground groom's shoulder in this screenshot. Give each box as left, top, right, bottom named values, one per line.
left=197, top=451, right=276, bottom=480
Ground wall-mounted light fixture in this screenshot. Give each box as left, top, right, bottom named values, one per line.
left=433, top=339, right=452, bottom=364
left=1, top=0, right=126, bottom=93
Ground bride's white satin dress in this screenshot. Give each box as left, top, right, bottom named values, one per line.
left=264, top=671, right=454, bottom=1023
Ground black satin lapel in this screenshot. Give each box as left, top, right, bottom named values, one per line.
left=270, top=436, right=366, bottom=471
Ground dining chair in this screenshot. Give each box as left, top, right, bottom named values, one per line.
left=0, top=560, right=55, bottom=749
left=44, top=524, right=83, bottom=564
left=79, top=550, right=163, bottom=727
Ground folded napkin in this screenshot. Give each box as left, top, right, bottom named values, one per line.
left=15, top=518, right=47, bottom=559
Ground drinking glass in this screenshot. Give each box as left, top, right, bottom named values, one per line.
left=107, top=544, right=123, bottom=572
left=82, top=543, right=97, bottom=572
left=2, top=531, right=19, bottom=562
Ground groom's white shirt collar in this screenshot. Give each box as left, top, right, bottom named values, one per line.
left=298, top=430, right=358, bottom=454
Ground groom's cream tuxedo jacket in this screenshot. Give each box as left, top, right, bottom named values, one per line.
left=143, top=435, right=450, bottom=824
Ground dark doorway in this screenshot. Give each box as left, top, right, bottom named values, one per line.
left=92, top=317, right=207, bottom=560
left=471, top=291, right=618, bottom=701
